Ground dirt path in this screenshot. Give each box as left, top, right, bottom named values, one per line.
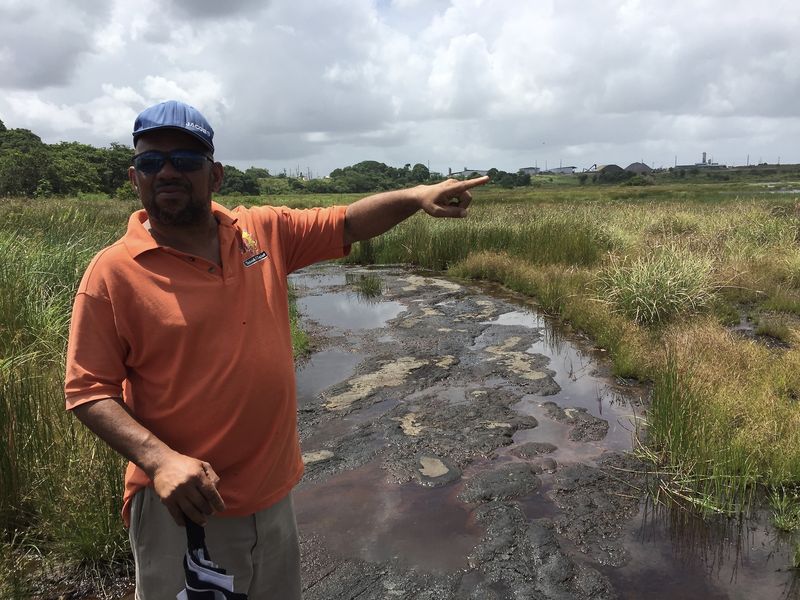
left=291, top=264, right=798, bottom=600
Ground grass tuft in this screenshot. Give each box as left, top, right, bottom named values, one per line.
left=770, top=486, right=800, bottom=532
left=596, top=245, right=716, bottom=326
left=345, top=272, right=383, bottom=299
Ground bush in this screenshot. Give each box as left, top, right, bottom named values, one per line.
left=596, top=245, right=716, bottom=326
left=114, top=181, right=137, bottom=201
left=623, top=174, right=654, bottom=186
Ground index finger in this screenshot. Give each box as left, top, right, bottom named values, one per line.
left=451, top=175, right=490, bottom=192
left=198, top=465, right=226, bottom=512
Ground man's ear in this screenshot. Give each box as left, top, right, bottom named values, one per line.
left=211, top=161, right=224, bottom=192
left=128, top=166, right=139, bottom=193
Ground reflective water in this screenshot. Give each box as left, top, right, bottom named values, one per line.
left=289, top=271, right=348, bottom=288
left=296, top=292, right=406, bottom=330
left=295, top=349, right=364, bottom=408
left=482, top=310, right=642, bottom=458
left=295, top=460, right=483, bottom=573
left=605, top=503, right=800, bottom=600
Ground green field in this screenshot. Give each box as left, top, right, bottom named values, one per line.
left=3, top=179, right=800, bottom=594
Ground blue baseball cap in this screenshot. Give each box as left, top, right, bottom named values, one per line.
left=132, top=100, right=214, bottom=152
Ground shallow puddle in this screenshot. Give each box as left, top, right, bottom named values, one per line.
left=297, top=292, right=406, bottom=329
left=484, top=310, right=646, bottom=416
left=603, top=503, right=799, bottom=600
left=296, top=349, right=364, bottom=407
left=294, top=460, right=482, bottom=573
left=301, top=397, right=400, bottom=451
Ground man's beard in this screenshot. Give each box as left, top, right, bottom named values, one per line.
left=146, top=184, right=209, bottom=226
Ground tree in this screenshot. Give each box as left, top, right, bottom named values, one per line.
left=114, top=180, right=138, bottom=201
left=98, top=143, right=134, bottom=195
left=47, top=142, right=102, bottom=195
left=245, top=167, right=270, bottom=179
left=219, top=165, right=260, bottom=195
left=0, top=150, right=32, bottom=196
left=410, top=163, right=430, bottom=183
left=516, top=172, right=531, bottom=186
left=497, top=173, right=516, bottom=188
left=305, top=178, right=335, bottom=193
left=0, top=129, right=49, bottom=196
left=34, top=177, right=53, bottom=198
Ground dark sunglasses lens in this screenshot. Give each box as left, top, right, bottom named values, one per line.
left=171, top=152, right=206, bottom=172
left=134, top=154, right=166, bottom=173
left=134, top=151, right=208, bottom=173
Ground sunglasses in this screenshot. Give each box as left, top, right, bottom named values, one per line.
left=133, top=150, right=213, bottom=174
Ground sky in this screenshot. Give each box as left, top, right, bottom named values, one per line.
left=1, top=0, right=799, bottom=177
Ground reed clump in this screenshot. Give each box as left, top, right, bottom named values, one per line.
left=596, top=245, right=717, bottom=326
left=344, top=206, right=614, bottom=270
left=0, top=200, right=133, bottom=596
left=646, top=321, right=800, bottom=512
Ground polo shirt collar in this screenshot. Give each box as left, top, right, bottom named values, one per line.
left=123, top=201, right=239, bottom=259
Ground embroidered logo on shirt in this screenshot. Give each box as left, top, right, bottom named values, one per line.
left=239, top=229, right=269, bottom=267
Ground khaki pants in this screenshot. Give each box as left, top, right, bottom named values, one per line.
left=129, top=487, right=301, bottom=599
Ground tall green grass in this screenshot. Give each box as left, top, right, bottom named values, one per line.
left=0, top=197, right=314, bottom=595
left=643, top=346, right=757, bottom=515
left=645, top=323, right=800, bottom=516
left=343, top=206, right=614, bottom=270
left=0, top=201, right=133, bottom=596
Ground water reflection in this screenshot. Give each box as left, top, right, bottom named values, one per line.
left=480, top=309, right=643, bottom=456
left=295, top=349, right=364, bottom=407
left=606, top=497, right=800, bottom=600
left=483, top=310, right=647, bottom=418
left=295, top=460, right=483, bottom=573
left=296, top=292, right=406, bottom=330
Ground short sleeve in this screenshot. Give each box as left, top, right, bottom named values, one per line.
left=249, top=205, right=350, bottom=274
left=64, top=292, right=129, bottom=410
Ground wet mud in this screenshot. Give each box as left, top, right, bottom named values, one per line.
left=292, top=264, right=800, bottom=600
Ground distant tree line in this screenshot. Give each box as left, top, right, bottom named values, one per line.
left=0, top=119, right=133, bottom=197
left=0, top=119, right=536, bottom=198
left=305, top=161, right=435, bottom=193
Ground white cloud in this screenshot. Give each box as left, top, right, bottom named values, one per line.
left=1, top=0, right=799, bottom=174
left=5, top=94, right=85, bottom=130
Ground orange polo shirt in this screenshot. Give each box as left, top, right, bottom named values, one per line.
left=65, top=201, right=349, bottom=525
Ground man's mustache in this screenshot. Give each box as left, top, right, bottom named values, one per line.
left=155, top=181, right=191, bottom=192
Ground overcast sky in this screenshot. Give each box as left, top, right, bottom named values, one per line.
left=1, top=0, right=799, bottom=176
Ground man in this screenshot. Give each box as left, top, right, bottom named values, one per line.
left=65, top=99, right=488, bottom=599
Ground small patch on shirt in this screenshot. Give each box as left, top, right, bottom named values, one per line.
left=244, top=251, right=268, bottom=267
